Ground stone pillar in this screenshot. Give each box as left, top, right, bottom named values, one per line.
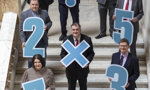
left=0, top=0, right=2, bottom=21
left=0, top=0, right=21, bottom=22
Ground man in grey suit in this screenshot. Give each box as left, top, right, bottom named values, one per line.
left=113, top=0, right=144, bottom=56
left=19, top=0, right=52, bottom=68
left=95, top=0, right=117, bottom=39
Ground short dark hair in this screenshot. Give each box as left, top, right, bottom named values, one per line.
left=71, top=23, right=81, bottom=29
left=119, top=38, right=129, bottom=46
left=32, top=54, right=45, bottom=68
left=29, top=0, right=39, bottom=4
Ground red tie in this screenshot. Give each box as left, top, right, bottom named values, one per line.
left=125, top=0, right=129, bottom=10
left=75, top=39, right=78, bottom=46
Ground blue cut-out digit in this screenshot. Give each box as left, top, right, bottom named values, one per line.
left=65, top=0, right=76, bottom=7
left=61, top=40, right=89, bottom=68
left=23, top=17, right=45, bottom=58
left=106, top=65, right=128, bottom=90
left=113, top=8, right=134, bottom=45
left=22, top=78, right=45, bottom=90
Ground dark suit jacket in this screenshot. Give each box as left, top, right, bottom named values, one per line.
left=58, top=0, right=80, bottom=5
left=111, top=52, right=140, bottom=89
left=60, top=34, right=95, bottom=75
left=115, top=0, right=144, bottom=32
left=19, top=9, right=52, bottom=47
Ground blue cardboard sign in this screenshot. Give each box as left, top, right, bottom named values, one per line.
left=65, top=0, right=76, bottom=7
left=23, top=17, right=45, bottom=58
left=106, top=65, right=128, bottom=90
left=22, top=78, right=45, bottom=90
left=113, top=8, right=134, bottom=45
left=61, top=40, right=90, bottom=68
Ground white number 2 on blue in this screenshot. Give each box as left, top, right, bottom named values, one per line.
left=23, top=17, right=45, bottom=58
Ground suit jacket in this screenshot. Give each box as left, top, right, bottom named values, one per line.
left=115, top=0, right=144, bottom=32
left=111, top=52, right=140, bottom=89
left=19, top=9, right=52, bottom=47
left=60, top=34, right=95, bottom=75
left=58, top=0, right=80, bottom=5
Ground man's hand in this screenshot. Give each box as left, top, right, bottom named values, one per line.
left=125, top=82, right=130, bottom=88
left=113, top=15, right=116, bottom=20
left=22, top=42, right=26, bottom=48
left=84, top=64, right=88, bottom=68
left=131, top=17, right=138, bottom=22
left=44, top=26, right=47, bottom=31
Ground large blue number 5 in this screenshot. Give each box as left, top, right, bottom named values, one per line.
left=23, top=17, right=45, bottom=58
left=113, top=8, right=134, bottom=45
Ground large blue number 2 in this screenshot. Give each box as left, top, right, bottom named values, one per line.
left=106, top=65, right=128, bottom=90
left=23, top=17, right=45, bottom=58
left=113, top=8, right=134, bottom=45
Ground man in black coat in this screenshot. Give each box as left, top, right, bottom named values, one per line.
left=60, top=23, right=95, bottom=90
left=111, top=38, right=140, bottom=90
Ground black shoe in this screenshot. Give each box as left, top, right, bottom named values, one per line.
left=59, top=34, right=66, bottom=41
left=95, top=33, right=106, bottom=39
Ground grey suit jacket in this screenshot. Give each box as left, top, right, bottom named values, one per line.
left=115, top=0, right=144, bottom=32
left=19, top=9, right=52, bottom=47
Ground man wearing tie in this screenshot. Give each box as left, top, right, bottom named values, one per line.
left=111, top=38, right=140, bottom=90
left=60, top=23, right=95, bottom=90
left=113, top=0, right=144, bottom=56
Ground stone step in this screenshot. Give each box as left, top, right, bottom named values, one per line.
left=14, top=74, right=148, bottom=88
left=46, top=47, right=145, bottom=60
left=13, top=85, right=148, bottom=90
left=16, top=60, right=146, bottom=74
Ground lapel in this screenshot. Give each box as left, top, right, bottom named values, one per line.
left=116, top=52, right=121, bottom=65
left=131, top=0, right=136, bottom=11
left=123, top=52, right=131, bottom=68
left=70, top=35, right=75, bottom=46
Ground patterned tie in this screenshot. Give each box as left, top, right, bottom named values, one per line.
left=75, top=39, right=78, bottom=46
left=120, top=55, right=124, bottom=65
left=125, top=0, right=129, bottom=10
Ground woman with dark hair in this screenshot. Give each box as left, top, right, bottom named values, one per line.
left=21, top=54, right=55, bottom=90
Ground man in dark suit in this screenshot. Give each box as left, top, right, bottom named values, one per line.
left=111, top=38, right=140, bottom=90
left=95, top=0, right=117, bottom=39
left=19, top=0, right=52, bottom=68
left=60, top=23, right=95, bottom=90
left=26, top=0, right=54, bottom=11
left=58, top=0, right=80, bottom=41
left=113, top=0, right=144, bottom=56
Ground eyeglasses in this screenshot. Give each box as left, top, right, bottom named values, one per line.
left=119, top=45, right=128, bottom=47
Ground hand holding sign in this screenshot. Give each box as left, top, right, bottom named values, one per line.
left=60, top=40, right=89, bottom=68
left=106, top=65, right=128, bottom=90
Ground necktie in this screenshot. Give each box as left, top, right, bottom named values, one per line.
left=125, top=0, right=129, bottom=10
left=75, top=39, right=78, bottom=46
left=120, top=55, right=124, bottom=65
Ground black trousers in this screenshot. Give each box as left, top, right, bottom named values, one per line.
left=66, top=69, right=88, bottom=90
left=59, top=3, right=79, bottom=35
left=98, top=0, right=116, bottom=35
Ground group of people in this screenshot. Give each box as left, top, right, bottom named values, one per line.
left=19, top=0, right=144, bottom=90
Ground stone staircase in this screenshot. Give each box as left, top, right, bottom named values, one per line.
left=13, top=0, right=148, bottom=90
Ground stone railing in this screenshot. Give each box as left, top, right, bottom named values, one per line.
left=0, top=12, right=18, bottom=90
left=142, top=0, right=150, bottom=89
